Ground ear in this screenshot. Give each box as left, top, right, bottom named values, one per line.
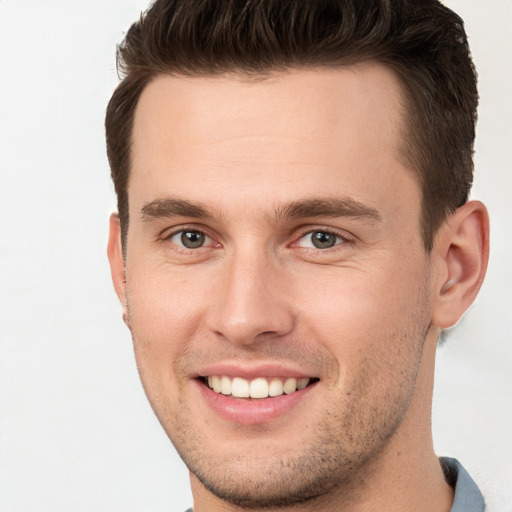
left=431, top=200, right=490, bottom=328
left=107, top=213, right=130, bottom=328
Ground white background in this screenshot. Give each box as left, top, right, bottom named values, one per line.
left=0, top=1, right=510, bottom=511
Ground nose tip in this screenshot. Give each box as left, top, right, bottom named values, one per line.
left=213, top=314, right=287, bottom=346
left=206, top=257, right=294, bottom=345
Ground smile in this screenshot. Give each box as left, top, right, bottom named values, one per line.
left=201, top=375, right=319, bottom=399
left=196, top=372, right=320, bottom=424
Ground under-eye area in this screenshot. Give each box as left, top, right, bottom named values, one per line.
left=199, top=376, right=320, bottom=399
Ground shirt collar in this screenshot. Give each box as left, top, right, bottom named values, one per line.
left=440, top=457, right=485, bottom=512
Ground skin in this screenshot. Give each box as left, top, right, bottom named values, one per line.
left=108, top=64, right=489, bottom=511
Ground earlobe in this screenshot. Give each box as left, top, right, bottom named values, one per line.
left=107, top=213, right=130, bottom=327
left=431, top=201, right=489, bottom=329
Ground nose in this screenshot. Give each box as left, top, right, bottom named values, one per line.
left=206, top=249, right=295, bottom=345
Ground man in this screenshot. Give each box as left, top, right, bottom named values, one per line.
left=106, top=1, right=489, bottom=510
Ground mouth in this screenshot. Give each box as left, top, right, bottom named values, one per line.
left=199, top=375, right=320, bottom=399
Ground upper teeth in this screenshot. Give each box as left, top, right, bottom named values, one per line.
left=206, top=376, right=310, bottom=398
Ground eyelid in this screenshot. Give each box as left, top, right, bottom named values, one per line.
left=161, top=224, right=219, bottom=249
left=158, top=223, right=353, bottom=251
left=291, top=226, right=353, bottom=249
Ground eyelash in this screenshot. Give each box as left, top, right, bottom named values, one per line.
left=161, top=226, right=353, bottom=253
left=292, top=227, right=351, bottom=251
left=161, top=226, right=216, bottom=251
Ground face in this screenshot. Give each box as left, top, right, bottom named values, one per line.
left=112, top=65, right=439, bottom=508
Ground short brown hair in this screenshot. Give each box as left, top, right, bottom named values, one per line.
left=106, top=0, right=478, bottom=251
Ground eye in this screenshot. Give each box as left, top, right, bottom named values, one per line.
left=297, top=230, right=345, bottom=249
left=169, top=229, right=211, bottom=249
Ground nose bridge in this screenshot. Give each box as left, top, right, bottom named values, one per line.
left=208, top=244, right=293, bottom=344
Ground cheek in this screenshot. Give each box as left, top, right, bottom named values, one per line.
left=291, top=257, right=431, bottom=363
left=292, top=263, right=431, bottom=434
left=125, top=267, right=209, bottom=389
left=127, top=263, right=207, bottom=331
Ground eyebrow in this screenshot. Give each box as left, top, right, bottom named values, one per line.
left=140, top=198, right=215, bottom=220
left=274, top=198, right=381, bottom=222
left=139, top=196, right=381, bottom=223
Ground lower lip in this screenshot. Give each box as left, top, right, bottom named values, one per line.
left=197, top=380, right=317, bottom=425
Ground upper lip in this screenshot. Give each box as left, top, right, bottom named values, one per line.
left=194, top=362, right=318, bottom=380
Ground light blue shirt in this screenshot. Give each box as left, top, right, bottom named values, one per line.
left=441, top=457, right=486, bottom=512
left=184, top=457, right=485, bottom=511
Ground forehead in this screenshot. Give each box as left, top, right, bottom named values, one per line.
left=132, top=64, right=405, bottom=153
left=129, top=64, right=417, bottom=218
